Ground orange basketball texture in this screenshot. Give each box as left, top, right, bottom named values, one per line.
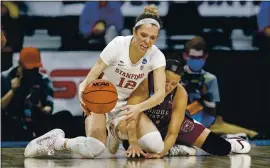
left=82, top=79, right=118, bottom=114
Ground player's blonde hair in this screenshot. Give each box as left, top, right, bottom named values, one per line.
left=143, top=4, right=159, bottom=16
left=135, top=4, right=162, bottom=30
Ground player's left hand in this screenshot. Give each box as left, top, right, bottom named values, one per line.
left=144, top=153, right=164, bottom=159
left=125, top=142, right=146, bottom=158
left=119, top=104, right=142, bottom=123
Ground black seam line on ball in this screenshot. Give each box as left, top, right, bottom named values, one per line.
left=83, top=90, right=117, bottom=94
left=83, top=98, right=118, bottom=104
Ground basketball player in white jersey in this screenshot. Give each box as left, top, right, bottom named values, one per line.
left=25, top=5, right=167, bottom=158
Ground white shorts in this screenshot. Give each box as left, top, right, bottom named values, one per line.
left=105, top=100, right=127, bottom=121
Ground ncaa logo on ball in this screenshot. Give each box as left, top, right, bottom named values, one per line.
left=92, top=82, right=109, bottom=88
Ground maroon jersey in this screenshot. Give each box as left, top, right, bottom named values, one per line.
left=144, top=73, right=206, bottom=145
left=144, top=73, right=177, bottom=131
left=145, top=89, right=177, bottom=131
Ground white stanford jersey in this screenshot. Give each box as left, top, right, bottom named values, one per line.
left=100, top=36, right=166, bottom=116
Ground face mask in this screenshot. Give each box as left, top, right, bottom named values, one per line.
left=187, top=58, right=205, bottom=72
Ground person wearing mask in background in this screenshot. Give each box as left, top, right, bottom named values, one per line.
left=1, top=47, right=54, bottom=140
left=181, top=36, right=259, bottom=139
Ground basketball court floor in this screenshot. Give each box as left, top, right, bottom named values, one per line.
left=2, top=146, right=270, bottom=168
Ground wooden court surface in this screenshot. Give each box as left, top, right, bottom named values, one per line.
left=1, top=146, right=270, bottom=168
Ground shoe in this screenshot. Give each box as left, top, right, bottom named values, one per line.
left=226, top=137, right=251, bottom=154
left=24, top=129, right=65, bottom=157
left=168, top=145, right=197, bottom=156
left=222, top=133, right=248, bottom=140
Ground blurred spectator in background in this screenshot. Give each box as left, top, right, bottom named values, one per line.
left=255, top=1, right=270, bottom=51
left=257, top=1, right=270, bottom=35
left=1, top=1, right=24, bottom=71
left=1, top=29, right=7, bottom=47
left=79, top=1, right=123, bottom=50
left=1, top=47, right=54, bottom=140
left=181, top=36, right=259, bottom=139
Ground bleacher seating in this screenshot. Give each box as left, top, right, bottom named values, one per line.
left=19, top=1, right=261, bottom=51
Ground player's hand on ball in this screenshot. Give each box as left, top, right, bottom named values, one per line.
left=81, top=103, right=91, bottom=116
left=78, top=82, right=91, bottom=115
left=125, top=142, right=146, bottom=158
left=119, top=104, right=142, bottom=123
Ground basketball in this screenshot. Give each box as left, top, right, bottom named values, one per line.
left=82, top=79, right=118, bottom=114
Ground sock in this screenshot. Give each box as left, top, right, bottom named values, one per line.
left=201, top=132, right=231, bottom=156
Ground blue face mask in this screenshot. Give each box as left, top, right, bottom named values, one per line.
left=187, top=59, right=205, bottom=71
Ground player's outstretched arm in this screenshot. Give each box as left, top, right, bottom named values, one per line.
left=148, top=85, right=187, bottom=158
left=79, top=58, right=108, bottom=114
left=79, top=36, right=119, bottom=114
left=120, top=66, right=166, bottom=122
left=139, top=66, right=166, bottom=112
left=124, top=78, right=149, bottom=157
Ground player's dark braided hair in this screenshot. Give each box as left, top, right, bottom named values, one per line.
left=166, top=59, right=184, bottom=76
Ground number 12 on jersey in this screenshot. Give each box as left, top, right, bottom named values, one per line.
left=117, top=77, right=137, bottom=89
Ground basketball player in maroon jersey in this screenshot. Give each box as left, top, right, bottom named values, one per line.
left=121, top=59, right=251, bottom=158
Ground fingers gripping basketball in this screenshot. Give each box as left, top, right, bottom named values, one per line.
left=82, top=79, right=118, bottom=114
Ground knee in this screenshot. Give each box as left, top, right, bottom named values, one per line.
left=138, top=131, right=164, bottom=153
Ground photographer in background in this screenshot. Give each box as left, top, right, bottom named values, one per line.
left=181, top=37, right=258, bottom=139
left=181, top=36, right=218, bottom=128
left=1, top=47, right=54, bottom=140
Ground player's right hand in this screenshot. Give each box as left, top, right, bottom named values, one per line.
left=78, top=82, right=91, bottom=115
left=125, top=142, right=146, bottom=158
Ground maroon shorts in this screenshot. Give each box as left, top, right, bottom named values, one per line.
left=159, top=115, right=206, bottom=146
